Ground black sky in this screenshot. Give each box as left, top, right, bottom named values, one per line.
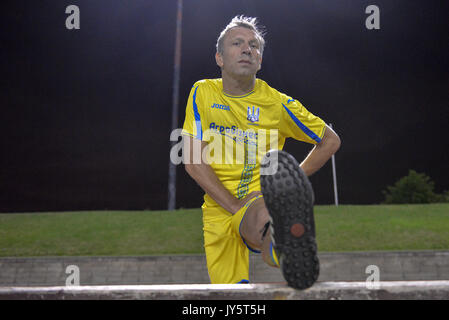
left=1, top=0, right=448, bottom=212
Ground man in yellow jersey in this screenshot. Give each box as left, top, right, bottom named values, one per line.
left=181, top=16, right=341, bottom=289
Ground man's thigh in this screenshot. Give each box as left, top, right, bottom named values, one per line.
left=238, top=196, right=271, bottom=251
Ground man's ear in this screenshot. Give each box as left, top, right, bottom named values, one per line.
left=215, top=52, right=223, bottom=68
left=257, top=56, right=263, bottom=71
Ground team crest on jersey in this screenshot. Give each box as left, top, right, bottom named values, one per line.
left=247, top=106, right=260, bottom=123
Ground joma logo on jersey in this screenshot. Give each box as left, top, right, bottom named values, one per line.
left=247, top=106, right=260, bottom=123
left=210, top=103, right=230, bottom=111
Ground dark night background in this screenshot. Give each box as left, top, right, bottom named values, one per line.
left=1, top=0, right=448, bottom=213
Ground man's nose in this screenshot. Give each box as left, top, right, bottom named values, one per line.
left=241, top=43, right=251, bottom=55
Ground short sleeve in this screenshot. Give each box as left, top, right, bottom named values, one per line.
left=182, top=84, right=204, bottom=141
left=279, top=97, right=326, bottom=145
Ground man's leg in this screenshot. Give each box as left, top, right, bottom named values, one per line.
left=203, top=206, right=250, bottom=284
left=241, top=150, right=320, bottom=290
left=239, top=197, right=279, bottom=268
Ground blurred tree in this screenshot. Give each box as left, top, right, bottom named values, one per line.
left=382, top=170, right=441, bottom=204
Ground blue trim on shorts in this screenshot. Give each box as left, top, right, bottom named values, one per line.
left=241, top=233, right=261, bottom=254
left=237, top=279, right=249, bottom=284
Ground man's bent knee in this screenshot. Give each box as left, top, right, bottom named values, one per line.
left=240, top=198, right=271, bottom=249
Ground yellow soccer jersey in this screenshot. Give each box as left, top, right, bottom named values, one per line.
left=181, top=78, right=326, bottom=210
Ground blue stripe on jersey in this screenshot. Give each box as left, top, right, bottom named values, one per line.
left=192, top=86, right=202, bottom=140
left=237, top=279, right=249, bottom=284
left=282, top=103, right=322, bottom=143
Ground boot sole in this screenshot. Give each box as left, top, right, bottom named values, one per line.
left=260, top=150, right=320, bottom=290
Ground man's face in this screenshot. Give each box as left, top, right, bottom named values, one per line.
left=216, top=27, right=263, bottom=78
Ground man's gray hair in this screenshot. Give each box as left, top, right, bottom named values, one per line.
left=216, top=15, right=266, bottom=56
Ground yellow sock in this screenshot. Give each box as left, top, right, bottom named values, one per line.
left=270, top=242, right=280, bottom=267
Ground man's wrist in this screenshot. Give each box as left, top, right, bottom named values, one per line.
left=229, top=198, right=241, bottom=215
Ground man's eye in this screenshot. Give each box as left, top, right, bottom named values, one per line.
left=233, top=42, right=239, bottom=45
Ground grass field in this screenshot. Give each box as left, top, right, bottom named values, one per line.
left=0, top=204, right=448, bottom=257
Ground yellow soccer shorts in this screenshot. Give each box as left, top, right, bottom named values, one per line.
left=202, top=195, right=263, bottom=284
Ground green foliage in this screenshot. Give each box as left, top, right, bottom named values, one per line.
left=434, top=190, right=449, bottom=203
left=382, top=170, right=446, bottom=204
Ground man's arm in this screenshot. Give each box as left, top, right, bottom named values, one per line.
left=183, top=136, right=260, bottom=214
left=300, top=124, right=341, bottom=176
